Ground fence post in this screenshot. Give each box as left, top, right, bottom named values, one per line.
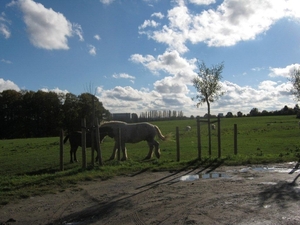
left=234, top=124, right=238, bottom=155
left=91, top=128, right=95, bottom=166
left=218, top=117, right=221, bottom=158
left=95, top=118, right=103, bottom=166
left=81, top=118, right=87, bottom=169
left=176, top=127, right=180, bottom=162
left=59, top=129, right=64, bottom=171
left=197, top=119, right=201, bottom=160
left=118, top=128, right=121, bottom=160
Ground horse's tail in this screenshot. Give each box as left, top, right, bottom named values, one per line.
left=63, top=135, right=69, bottom=144
left=154, top=126, right=166, bottom=141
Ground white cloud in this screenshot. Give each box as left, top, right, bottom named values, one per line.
left=112, top=73, right=135, bottom=80
left=97, top=85, right=194, bottom=114
left=214, top=80, right=294, bottom=114
left=88, top=45, right=96, bottom=55
left=0, top=12, right=11, bottom=39
left=139, top=20, right=160, bottom=30
left=269, top=64, right=300, bottom=78
left=130, top=50, right=197, bottom=79
left=140, top=0, right=300, bottom=53
left=73, top=23, right=84, bottom=41
left=17, top=0, right=80, bottom=50
left=94, top=34, right=101, bottom=40
left=1, top=59, right=12, bottom=64
left=151, top=12, right=164, bottom=19
left=112, top=73, right=135, bottom=83
left=99, top=0, right=114, bottom=5
left=96, top=71, right=296, bottom=116
left=0, top=78, right=20, bottom=92
left=189, top=0, right=216, bottom=5
left=132, top=0, right=300, bottom=116
left=40, top=87, right=69, bottom=95
left=154, top=76, right=189, bottom=94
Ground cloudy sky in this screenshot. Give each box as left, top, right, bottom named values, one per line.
left=1, top=0, right=300, bottom=117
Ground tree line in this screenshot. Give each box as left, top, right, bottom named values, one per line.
left=0, top=89, right=110, bottom=139
left=139, top=110, right=184, bottom=120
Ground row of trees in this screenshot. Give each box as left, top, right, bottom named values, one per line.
left=139, top=110, right=184, bottom=119
left=0, top=90, right=110, bottom=139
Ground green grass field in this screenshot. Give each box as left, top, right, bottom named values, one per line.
left=1, top=115, right=300, bottom=205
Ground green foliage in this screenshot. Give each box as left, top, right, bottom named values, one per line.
left=0, top=115, right=300, bottom=205
left=0, top=90, right=110, bottom=138
left=289, top=67, right=300, bottom=101
left=192, top=60, right=224, bottom=106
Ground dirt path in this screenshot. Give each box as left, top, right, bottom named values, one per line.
left=1, top=163, right=300, bottom=225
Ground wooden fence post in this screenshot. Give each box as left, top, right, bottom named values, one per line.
left=91, top=128, right=95, bottom=166
left=197, top=119, right=201, bottom=160
left=218, top=117, right=221, bottom=158
left=176, top=127, right=180, bottom=162
left=59, top=129, right=64, bottom=171
left=234, top=124, right=238, bottom=155
left=81, top=118, right=87, bottom=169
left=95, top=118, right=103, bottom=166
left=118, top=128, right=121, bottom=161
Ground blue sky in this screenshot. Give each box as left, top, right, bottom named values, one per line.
left=1, top=0, right=300, bottom=117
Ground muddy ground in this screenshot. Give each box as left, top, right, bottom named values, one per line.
left=1, top=162, right=300, bottom=225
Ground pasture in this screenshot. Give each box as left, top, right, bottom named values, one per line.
left=0, top=115, right=300, bottom=205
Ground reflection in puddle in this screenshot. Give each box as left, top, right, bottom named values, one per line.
left=179, top=173, right=229, bottom=181
left=180, top=175, right=199, bottom=181
left=200, top=173, right=229, bottom=179
left=241, top=166, right=300, bottom=173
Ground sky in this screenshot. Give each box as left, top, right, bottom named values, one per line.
left=1, top=0, right=300, bottom=117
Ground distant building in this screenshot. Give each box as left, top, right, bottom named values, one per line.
left=111, top=113, right=131, bottom=122
left=111, top=113, right=138, bottom=122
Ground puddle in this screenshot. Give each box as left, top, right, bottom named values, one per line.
left=200, top=172, right=229, bottom=179
left=179, top=175, right=199, bottom=181
left=179, top=173, right=229, bottom=181
left=260, top=182, right=277, bottom=185
left=240, top=166, right=300, bottom=173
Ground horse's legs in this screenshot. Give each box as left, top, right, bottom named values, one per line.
left=145, top=142, right=154, bottom=159
left=121, top=143, right=128, bottom=161
left=70, top=147, right=78, bottom=163
left=109, top=142, right=118, bottom=160
left=153, top=140, right=161, bottom=159
left=70, top=148, right=73, bottom=163
left=73, top=147, right=78, bottom=162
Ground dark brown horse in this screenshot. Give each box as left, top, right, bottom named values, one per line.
left=64, top=126, right=114, bottom=163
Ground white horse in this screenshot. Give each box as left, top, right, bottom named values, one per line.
left=211, top=124, right=216, bottom=130
left=100, top=121, right=166, bottom=160
left=186, top=126, right=191, bottom=131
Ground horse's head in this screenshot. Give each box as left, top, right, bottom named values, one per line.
left=99, top=126, right=115, bottom=141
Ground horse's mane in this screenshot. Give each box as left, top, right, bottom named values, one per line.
left=100, top=120, right=127, bottom=125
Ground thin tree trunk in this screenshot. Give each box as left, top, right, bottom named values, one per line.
left=207, top=100, right=212, bottom=156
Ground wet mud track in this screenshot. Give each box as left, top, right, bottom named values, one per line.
left=1, top=162, right=300, bottom=225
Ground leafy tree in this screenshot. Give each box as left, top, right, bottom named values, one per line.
left=78, top=93, right=110, bottom=128
left=249, top=108, right=259, bottom=116
left=237, top=111, right=243, bottom=117
left=289, top=67, right=300, bottom=101
left=0, top=90, right=23, bottom=138
left=0, top=89, right=110, bottom=138
left=226, top=112, right=233, bottom=118
left=192, top=60, right=224, bottom=155
left=62, top=93, right=81, bottom=131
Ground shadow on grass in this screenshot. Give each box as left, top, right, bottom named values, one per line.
left=20, top=167, right=58, bottom=176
